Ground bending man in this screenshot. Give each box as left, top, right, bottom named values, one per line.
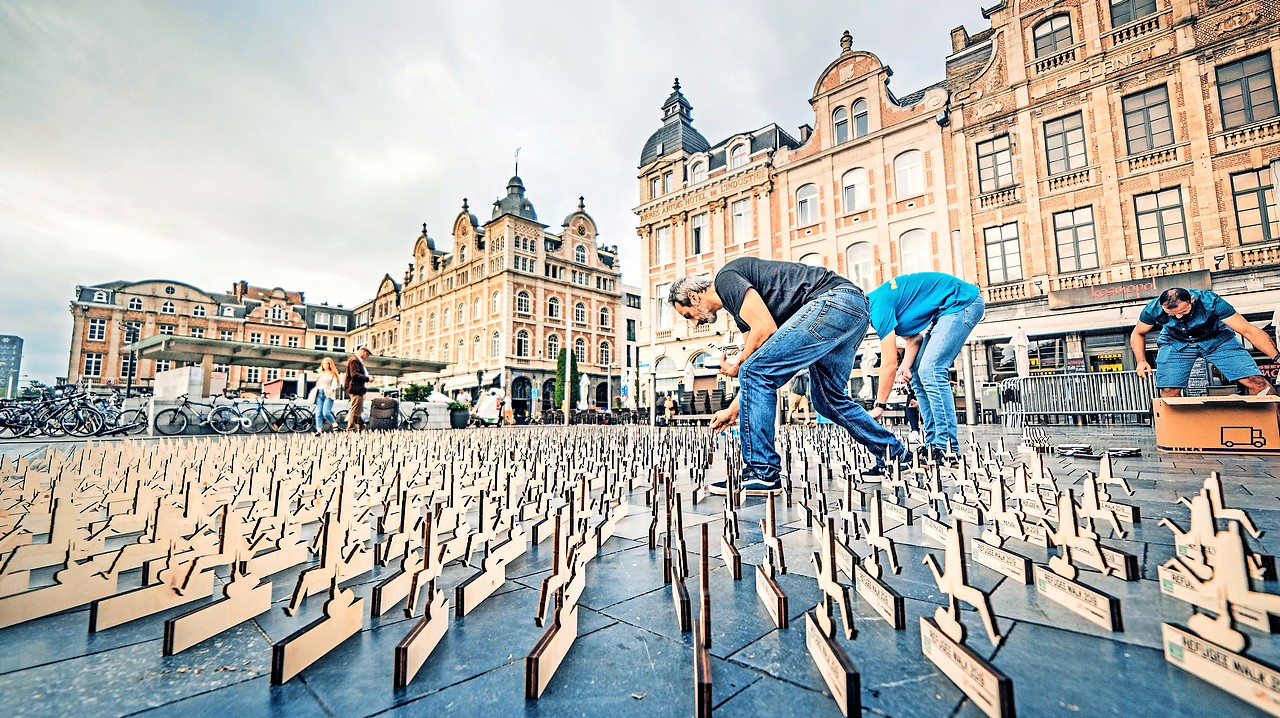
left=1131, top=287, right=1278, bottom=397
left=867, top=272, right=984, bottom=463
left=669, top=257, right=907, bottom=494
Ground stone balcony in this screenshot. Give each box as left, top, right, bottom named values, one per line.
left=1124, top=144, right=1181, bottom=174
left=1106, top=13, right=1163, bottom=48
left=976, top=185, right=1019, bottom=210
left=1033, top=45, right=1079, bottom=75
left=1044, top=167, right=1092, bottom=193
left=1218, top=116, right=1280, bottom=152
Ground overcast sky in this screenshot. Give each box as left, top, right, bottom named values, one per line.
left=0, top=1, right=989, bottom=383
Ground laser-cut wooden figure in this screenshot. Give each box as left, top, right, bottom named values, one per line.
left=858, top=490, right=900, bottom=579
left=693, top=524, right=713, bottom=718
left=755, top=493, right=788, bottom=629
left=165, top=550, right=273, bottom=655
left=394, top=514, right=449, bottom=688
left=1045, top=491, right=1113, bottom=580
left=721, top=493, right=742, bottom=580
left=271, top=572, right=364, bottom=684
left=924, top=520, right=1001, bottom=647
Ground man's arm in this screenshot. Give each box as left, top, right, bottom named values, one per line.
left=1223, top=313, right=1280, bottom=359
left=719, top=289, right=777, bottom=378
left=897, top=334, right=924, bottom=383
left=872, top=334, right=899, bottom=413
left=1130, top=322, right=1154, bottom=377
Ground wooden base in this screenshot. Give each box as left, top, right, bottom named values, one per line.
left=672, top=578, right=692, bottom=632
left=973, top=541, right=1032, bottom=585
left=393, top=588, right=448, bottom=688
left=270, top=592, right=364, bottom=684
left=854, top=562, right=905, bottom=630
left=1158, top=564, right=1279, bottom=633
left=90, top=568, right=215, bottom=632
left=755, top=564, right=788, bottom=629
left=919, top=515, right=948, bottom=546
left=805, top=610, right=859, bottom=716
left=371, top=566, right=413, bottom=617
left=920, top=616, right=1016, bottom=718
left=720, top=535, right=741, bottom=580
left=1033, top=565, right=1122, bottom=632
left=525, top=605, right=579, bottom=699
left=164, top=579, right=272, bottom=655
left=693, top=618, right=713, bottom=718
left=881, top=499, right=913, bottom=527
left=0, top=563, right=116, bottom=629
left=1163, top=623, right=1280, bottom=716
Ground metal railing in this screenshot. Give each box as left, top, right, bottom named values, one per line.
left=998, top=370, right=1156, bottom=427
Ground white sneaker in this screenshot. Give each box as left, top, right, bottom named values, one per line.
left=908, top=430, right=922, bottom=444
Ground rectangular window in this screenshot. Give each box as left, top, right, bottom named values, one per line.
left=690, top=213, right=708, bottom=255
left=314, top=312, right=330, bottom=329
left=976, top=135, right=1014, bottom=192
left=333, top=337, right=346, bottom=352
left=313, top=335, right=330, bottom=349
left=220, top=330, right=233, bottom=341
left=1053, top=207, right=1099, bottom=273
left=285, top=370, right=297, bottom=378
left=266, top=368, right=279, bottom=381
left=84, top=353, right=102, bottom=377
left=984, top=223, right=1023, bottom=284
left=268, top=334, right=281, bottom=346
left=332, top=315, right=347, bottom=329
left=656, top=283, right=672, bottom=329
left=250, top=332, right=262, bottom=343
left=1044, top=112, right=1087, bottom=175
left=655, top=226, right=672, bottom=265
left=246, top=367, right=260, bottom=383
left=159, top=324, right=175, bottom=336
left=190, top=327, right=204, bottom=338
left=87, top=318, right=107, bottom=342
left=627, top=318, right=637, bottom=342
left=287, top=336, right=298, bottom=348
left=1232, top=169, right=1279, bottom=244
left=1135, top=187, right=1189, bottom=259
left=120, top=353, right=134, bottom=378
left=1110, top=0, right=1156, bottom=26
left=650, top=176, right=661, bottom=199
left=731, top=198, right=751, bottom=243
left=663, top=172, right=674, bottom=193
left=1122, top=85, right=1174, bottom=154
left=156, top=360, right=171, bottom=373
left=1217, top=53, right=1279, bottom=130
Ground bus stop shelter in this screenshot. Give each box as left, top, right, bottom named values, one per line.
left=126, top=335, right=446, bottom=397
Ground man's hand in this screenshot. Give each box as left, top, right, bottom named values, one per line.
left=709, top=406, right=738, bottom=433
left=896, top=367, right=913, bottom=384
left=719, top=360, right=740, bottom=378
left=1135, top=361, right=1152, bottom=378
left=868, top=406, right=884, bottom=421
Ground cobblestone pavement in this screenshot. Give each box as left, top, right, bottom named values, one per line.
left=0, top=424, right=1276, bottom=717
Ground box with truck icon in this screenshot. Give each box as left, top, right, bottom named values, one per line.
left=1153, top=396, right=1280, bottom=455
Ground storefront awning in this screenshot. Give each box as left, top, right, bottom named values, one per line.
left=127, top=335, right=446, bottom=377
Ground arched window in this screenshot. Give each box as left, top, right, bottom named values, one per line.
left=458, top=244, right=467, bottom=263
left=689, top=161, right=707, bottom=184
left=574, top=302, right=587, bottom=324
left=655, top=356, right=675, bottom=373
left=729, top=143, right=748, bottom=169
left=427, top=346, right=435, bottom=361
left=691, top=352, right=712, bottom=369
left=832, top=107, right=849, bottom=144
left=442, top=307, right=451, bottom=327
left=271, top=305, right=283, bottom=321
left=491, top=290, right=500, bottom=314
left=798, top=253, right=824, bottom=267
left=599, top=341, right=611, bottom=366
left=490, top=331, right=500, bottom=358
left=842, top=168, right=869, bottom=213
left=574, top=337, right=587, bottom=363
left=128, top=298, right=143, bottom=311
left=92, top=290, right=107, bottom=302
left=457, top=302, right=466, bottom=325
left=416, top=317, right=423, bottom=337
left=796, top=183, right=818, bottom=225
left=442, top=343, right=450, bottom=362
left=547, top=333, right=560, bottom=358
left=575, top=245, right=587, bottom=263
left=192, top=305, right=206, bottom=317
left=473, top=297, right=481, bottom=320
left=853, top=99, right=869, bottom=137
left=515, top=330, right=530, bottom=357
left=599, top=307, right=611, bottom=328
left=457, top=338, right=464, bottom=362
left=515, top=291, right=531, bottom=314
left=472, top=335, right=480, bottom=360
left=1033, top=15, right=1073, bottom=58
left=846, top=242, right=875, bottom=289
left=161, top=301, right=175, bottom=315
left=899, top=229, right=931, bottom=274
left=547, top=296, right=561, bottom=319
left=428, top=312, right=437, bottom=333
left=894, top=150, right=924, bottom=198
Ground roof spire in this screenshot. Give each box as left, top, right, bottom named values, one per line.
left=421, top=222, right=428, bottom=236
left=840, top=30, right=853, bottom=53
left=578, top=196, right=585, bottom=211
left=673, top=77, right=680, bottom=92
left=462, top=197, right=469, bottom=211
left=514, top=147, right=521, bottom=177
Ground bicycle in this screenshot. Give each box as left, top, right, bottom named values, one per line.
left=228, top=396, right=272, bottom=434
left=267, top=398, right=316, bottom=433
left=95, top=390, right=149, bottom=437
left=154, top=394, right=242, bottom=436
left=335, top=402, right=427, bottom=430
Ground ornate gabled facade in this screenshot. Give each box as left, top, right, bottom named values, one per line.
left=947, top=0, right=1280, bottom=381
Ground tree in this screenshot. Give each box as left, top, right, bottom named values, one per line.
left=554, top=348, right=580, bottom=408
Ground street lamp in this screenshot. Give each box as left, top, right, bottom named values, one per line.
left=475, top=369, right=483, bottom=406
left=122, top=322, right=139, bottom=399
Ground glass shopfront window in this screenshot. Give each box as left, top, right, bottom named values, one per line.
left=987, top=335, right=1065, bottom=380
left=1084, top=331, right=1134, bottom=373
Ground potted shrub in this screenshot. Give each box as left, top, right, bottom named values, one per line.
left=447, top=401, right=471, bottom=429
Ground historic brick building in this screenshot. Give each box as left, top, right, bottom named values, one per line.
left=364, top=174, right=623, bottom=419
left=946, top=0, right=1280, bottom=382
left=66, top=280, right=352, bottom=390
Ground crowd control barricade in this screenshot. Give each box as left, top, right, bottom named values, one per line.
left=997, top=370, right=1157, bottom=427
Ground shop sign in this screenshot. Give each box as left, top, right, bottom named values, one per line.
left=1047, top=270, right=1211, bottom=310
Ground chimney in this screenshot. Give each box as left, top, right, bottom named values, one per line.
left=799, top=124, right=813, bottom=143
left=950, top=25, right=970, bottom=53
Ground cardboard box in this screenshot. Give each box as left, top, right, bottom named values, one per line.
left=1153, top=396, right=1280, bottom=455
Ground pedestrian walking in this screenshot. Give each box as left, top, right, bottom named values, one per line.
left=344, top=345, right=373, bottom=432
left=309, top=356, right=341, bottom=435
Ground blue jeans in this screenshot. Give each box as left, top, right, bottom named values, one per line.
left=738, top=286, right=905, bottom=480
left=314, top=391, right=335, bottom=430
left=1155, top=332, right=1261, bottom=387
left=908, top=296, right=984, bottom=452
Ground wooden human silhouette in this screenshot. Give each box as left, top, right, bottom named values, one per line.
left=812, top=518, right=855, bottom=640
left=1077, top=475, right=1125, bottom=540
left=1045, top=491, right=1113, bottom=580
left=923, top=520, right=1001, bottom=647
left=858, top=490, right=900, bottom=579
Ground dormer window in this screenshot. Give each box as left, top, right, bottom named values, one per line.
left=833, top=107, right=849, bottom=144
left=271, top=305, right=284, bottom=321
left=128, top=298, right=143, bottom=311
left=92, top=290, right=107, bottom=303
left=690, top=161, right=707, bottom=184
left=221, top=306, right=234, bottom=317
left=1033, top=15, right=1073, bottom=58
left=575, top=245, right=587, bottom=264
left=729, top=144, right=748, bottom=169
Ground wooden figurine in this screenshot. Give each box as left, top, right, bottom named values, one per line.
left=755, top=494, right=788, bottom=629
left=806, top=518, right=860, bottom=717
left=271, top=573, right=365, bottom=684
left=693, top=524, right=713, bottom=718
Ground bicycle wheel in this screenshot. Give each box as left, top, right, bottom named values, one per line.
left=44, top=411, right=72, bottom=437
left=239, top=406, right=270, bottom=434
left=209, top=406, right=241, bottom=435
left=117, top=408, right=149, bottom=436
left=290, top=407, right=315, bottom=433
left=69, top=407, right=106, bottom=437
left=408, top=408, right=428, bottom=430
left=335, top=409, right=349, bottom=427
left=0, top=406, right=33, bottom=438
left=155, top=408, right=189, bottom=436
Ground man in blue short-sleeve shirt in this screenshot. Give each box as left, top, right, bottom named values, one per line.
left=1131, top=287, right=1279, bottom=397
left=865, top=273, right=984, bottom=463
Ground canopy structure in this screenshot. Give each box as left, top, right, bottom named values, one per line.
left=127, top=335, right=447, bottom=396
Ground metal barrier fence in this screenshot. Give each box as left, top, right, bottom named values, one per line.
left=998, top=370, right=1157, bottom=427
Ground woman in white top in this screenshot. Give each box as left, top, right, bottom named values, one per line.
left=308, top=357, right=342, bottom=434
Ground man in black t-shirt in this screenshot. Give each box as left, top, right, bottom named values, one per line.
left=669, top=257, right=907, bottom=494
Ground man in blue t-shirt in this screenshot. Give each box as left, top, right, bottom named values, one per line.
left=866, top=272, right=985, bottom=464
left=1131, top=287, right=1278, bottom=397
